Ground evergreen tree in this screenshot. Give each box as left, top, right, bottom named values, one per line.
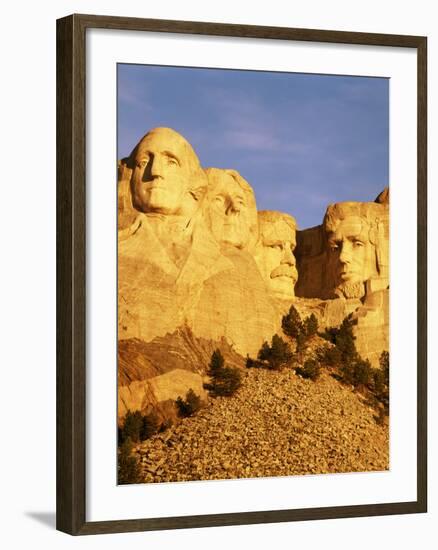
left=379, top=351, right=390, bottom=385
left=316, top=344, right=342, bottom=367
left=352, top=358, right=373, bottom=387
left=281, top=305, right=303, bottom=339
left=121, top=410, right=143, bottom=443
left=269, top=334, right=293, bottom=370
left=295, top=332, right=307, bottom=355
left=296, top=358, right=321, bottom=381
left=335, top=316, right=358, bottom=365
left=209, top=366, right=242, bottom=396
left=320, top=326, right=340, bottom=344
left=140, top=411, right=160, bottom=440
left=373, top=351, right=390, bottom=405
left=254, top=335, right=292, bottom=370
left=209, top=349, right=225, bottom=378
left=176, top=389, right=202, bottom=417
left=373, top=368, right=385, bottom=395
left=304, top=313, right=318, bottom=338
left=205, top=350, right=242, bottom=397
left=118, top=437, right=141, bottom=485
left=257, top=341, right=271, bottom=362
left=246, top=355, right=262, bottom=369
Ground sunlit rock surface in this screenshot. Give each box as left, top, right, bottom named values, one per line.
left=118, top=127, right=390, bottom=417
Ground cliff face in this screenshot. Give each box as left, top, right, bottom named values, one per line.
left=118, top=369, right=208, bottom=425
left=118, top=327, right=245, bottom=422
left=118, top=327, right=245, bottom=387
left=117, top=128, right=390, bottom=424
left=187, top=249, right=280, bottom=357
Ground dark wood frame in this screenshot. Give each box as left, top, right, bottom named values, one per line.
left=56, top=13, right=428, bottom=536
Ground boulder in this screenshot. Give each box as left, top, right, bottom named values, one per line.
left=118, top=368, right=207, bottom=423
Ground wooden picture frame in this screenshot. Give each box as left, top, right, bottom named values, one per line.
left=56, top=13, right=427, bottom=535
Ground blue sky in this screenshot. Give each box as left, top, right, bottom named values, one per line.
left=117, top=64, right=388, bottom=230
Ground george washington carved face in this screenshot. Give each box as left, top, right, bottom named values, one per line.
left=130, top=127, right=206, bottom=216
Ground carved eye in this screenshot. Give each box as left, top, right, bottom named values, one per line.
left=137, top=157, right=148, bottom=168
left=330, top=243, right=339, bottom=251
left=353, top=240, right=364, bottom=248
left=166, top=156, right=179, bottom=167
left=269, top=244, right=282, bottom=250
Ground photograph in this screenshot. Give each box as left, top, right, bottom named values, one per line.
left=116, top=63, right=390, bottom=485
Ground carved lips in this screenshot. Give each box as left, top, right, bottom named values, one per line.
left=270, top=264, right=298, bottom=282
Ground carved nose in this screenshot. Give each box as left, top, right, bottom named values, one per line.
left=149, top=155, right=164, bottom=178
left=225, top=199, right=241, bottom=215
left=339, top=243, right=352, bottom=264
left=281, top=246, right=295, bottom=265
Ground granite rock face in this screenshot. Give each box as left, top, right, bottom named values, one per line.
left=294, top=198, right=389, bottom=366
left=118, top=131, right=280, bottom=356
left=118, top=327, right=245, bottom=387
left=296, top=200, right=389, bottom=301
left=253, top=210, right=298, bottom=300
left=118, top=127, right=390, bottom=419
left=118, top=369, right=207, bottom=425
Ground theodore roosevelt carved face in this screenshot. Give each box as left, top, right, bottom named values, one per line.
left=254, top=211, right=298, bottom=300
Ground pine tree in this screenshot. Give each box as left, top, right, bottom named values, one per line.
left=335, top=316, right=358, bottom=365
left=140, top=411, right=160, bottom=440
left=295, top=332, right=307, bottom=355
left=210, top=366, right=242, bottom=396
left=374, top=351, right=390, bottom=406
left=270, top=334, right=293, bottom=369
left=379, top=351, right=390, bottom=385
left=352, top=358, right=373, bottom=387
left=206, top=350, right=242, bottom=397
left=254, top=335, right=292, bottom=370
left=257, top=341, right=271, bottom=362
left=176, top=389, right=202, bottom=417
left=304, top=313, right=318, bottom=338
left=373, top=368, right=385, bottom=395
left=316, top=344, right=342, bottom=367
left=296, top=358, right=321, bottom=381
left=281, top=305, right=303, bottom=339
left=208, top=349, right=225, bottom=377
left=118, top=437, right=141, bottom=485
left=121, top=410, right=143, bottom=443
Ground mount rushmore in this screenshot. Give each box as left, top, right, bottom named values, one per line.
left=118, top=128, right=389, bottom=422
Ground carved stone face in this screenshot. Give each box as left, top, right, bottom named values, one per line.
left=208, top=172, right=253, bottom=249
left=255, top=218, right=298, bottom=299
left=326, top=215, right=378, bottom=293
left=131, top=129, right=192, bottom=215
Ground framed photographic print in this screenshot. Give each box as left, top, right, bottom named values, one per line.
left=56, top=14, right=427, bottom=535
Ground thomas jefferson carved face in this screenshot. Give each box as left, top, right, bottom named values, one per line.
left=254, top=212, right=298, bottom=299
left=205, top=169, right=257, bottom=249
left=130, top=128, right=202, bottom=216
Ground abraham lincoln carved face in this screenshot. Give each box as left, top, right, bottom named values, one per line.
left=323, top=202, right=385, bottom=299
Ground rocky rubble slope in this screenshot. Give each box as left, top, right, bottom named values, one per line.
left=133, top=368, right=389, bottom=483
